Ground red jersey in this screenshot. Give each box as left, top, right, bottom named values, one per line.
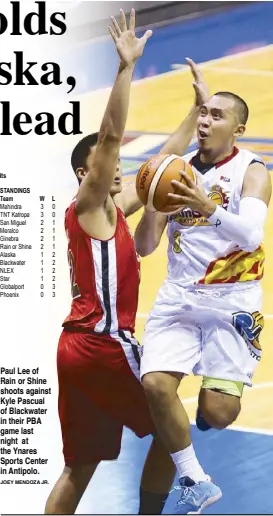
left=62, top=200, right=140, bottom=334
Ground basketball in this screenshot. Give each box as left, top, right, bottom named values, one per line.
left=135, top=154, right=196, bottom=213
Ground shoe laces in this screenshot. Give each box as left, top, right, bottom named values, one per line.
left=170, top=484, right=196, bottom=506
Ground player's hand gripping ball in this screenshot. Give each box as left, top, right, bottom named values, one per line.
left=136, top=154, right=197, bottom=214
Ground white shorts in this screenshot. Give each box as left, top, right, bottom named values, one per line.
left=140, top=280, right=264, bottom=386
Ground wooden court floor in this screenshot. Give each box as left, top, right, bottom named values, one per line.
left=48, top=44, right=273, bottom=515
left=63, top=45, right=273, bottom=433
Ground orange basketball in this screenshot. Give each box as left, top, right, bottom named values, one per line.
left=136, top=154, right=196, bottom=213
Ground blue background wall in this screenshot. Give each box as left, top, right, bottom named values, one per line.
left=63, top=2, right=273, bottom=93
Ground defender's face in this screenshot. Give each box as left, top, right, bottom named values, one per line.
left=77, top=145, right=123, bottom=195
left=110, top=157, right=122, bottom=195
left=197, top=95, right=245, bottom=155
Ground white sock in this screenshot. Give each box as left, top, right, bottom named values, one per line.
left=171, top=444, right=209, bottom=483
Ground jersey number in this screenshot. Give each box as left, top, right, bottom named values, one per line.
left=173, top=231, right=182, bottom=253
left=68, top=250, right=81, bottom=299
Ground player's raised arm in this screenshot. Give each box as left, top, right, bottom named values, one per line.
left=116, top=59, right=208, bottom=219
left=116, top=60, right=208, bottom=219
left=75, top=9, right=152, bottom=215
left=160, top=58, right=209, bottom=156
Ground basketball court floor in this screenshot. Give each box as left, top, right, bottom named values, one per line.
left=51, top=44, right=273, bottom=514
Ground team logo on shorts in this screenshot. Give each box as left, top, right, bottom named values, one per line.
left=233, top=311, right=264, bottom=361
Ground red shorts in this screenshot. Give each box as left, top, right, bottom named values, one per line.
left=57, top=329, right=154, bottom=465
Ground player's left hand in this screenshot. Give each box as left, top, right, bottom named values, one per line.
left=168, top=171, right=216, bottom=217
left=186, top=58, right=210, bottom=107
left=109, top=9, right=153, bottom=67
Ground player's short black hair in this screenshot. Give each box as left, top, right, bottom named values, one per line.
left=71, top=132, right=99, bottom=174
left=214, top=91, right=249, bottom=125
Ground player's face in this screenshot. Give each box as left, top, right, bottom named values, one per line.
left=110, top=156, right=122, bottom=196
left=197, top=96, right=245, bottom=156
left=82, top=146, right=122, bottom=195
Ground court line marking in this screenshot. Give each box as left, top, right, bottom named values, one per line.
left=227, top=425, right=273, bottom=436
left=133, top=44, right=273, bottom=85
left=200, top=66, right=273, bottom=78
left=189, top=420, right=273, bottom=436
left=137, top=313, right=273, bottom=320
left=79, top=44, right=273, bottom=98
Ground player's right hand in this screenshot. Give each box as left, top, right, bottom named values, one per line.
left=186, top=57, right=210, bottom=107
left=108, top=9, right=153, bottom=66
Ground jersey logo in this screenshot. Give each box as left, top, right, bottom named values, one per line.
left=233, top=310, right=264, bottom=361
left=220, top=176, right=231, bottom=182
left=169, top=185, right=230, bottom=227
left=208, top=185, right=229, bottom=209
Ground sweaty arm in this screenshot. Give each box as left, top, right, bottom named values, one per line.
left=118, top=58, right=208, bottom=217
left=115, top=179, right=143, bottom=217
left=135, top=210, right=168, bottom=256
left=75, top=61, right=135, bottom=215
left=206, top=162, right=271, bottom=252
left=161, top=57, right=209, bottom=156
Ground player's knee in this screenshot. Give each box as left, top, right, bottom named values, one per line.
left=198, top=389, right=241, bottom=429
left=63, top=462, right=99, bottom=483
left=142, top=372, right=177, bottom=407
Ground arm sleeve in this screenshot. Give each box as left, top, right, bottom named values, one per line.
left=207, top=196, right=268, bottom=252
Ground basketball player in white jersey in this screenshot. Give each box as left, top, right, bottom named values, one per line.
left=44, top=13, right=212, bottom=515
left=135, top=90, right=271, bottom=513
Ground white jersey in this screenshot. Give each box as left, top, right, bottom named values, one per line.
left=167, top=147, right=265, bottom=286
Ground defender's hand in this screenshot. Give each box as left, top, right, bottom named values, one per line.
left=168, top=171, right=216, bottom=218
left=108, top=9, right=152, bottom=67
left=186, top=58, right=210, bottom=107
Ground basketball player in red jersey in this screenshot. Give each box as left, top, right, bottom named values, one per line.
left=45, top=10, right=173, bottom=515
left=44, top=10, right=210, bottom=513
